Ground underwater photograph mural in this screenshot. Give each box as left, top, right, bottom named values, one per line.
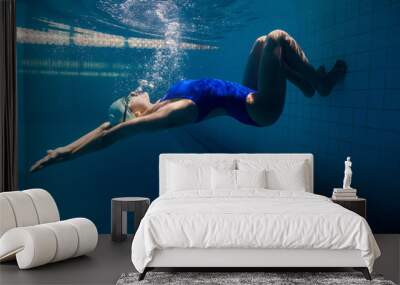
left=17, top=0, right=400, bottom=233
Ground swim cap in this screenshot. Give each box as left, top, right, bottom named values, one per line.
left=108, top=80, right=154, bottom=126
left=108, top=96, right=134, bottom=126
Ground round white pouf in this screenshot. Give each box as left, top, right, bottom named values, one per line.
left=42, top=221, right=79, bottom=262
left=0, top=225, right=57, bottom=269
left=65, top=218, right=98, bottom=257
left=0, top=189, right=98, bottom=269
left=23, top=188, right=60, bottom=224
left=0, top=218, right=98, bottom=269
left=0, top=196, right=17, bottom=237
left=0, top=191, right=39, bottom=227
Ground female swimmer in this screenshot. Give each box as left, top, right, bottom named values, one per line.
left=31, top=29, right=346, bottom=172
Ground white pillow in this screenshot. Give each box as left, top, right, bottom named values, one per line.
left=166, top=160, right=235, bottom=192
left=211, top=168, right=236, bottom=190
left=167, top=163, right=209, bottom=191
left=237, top=159, right=308, bottom=191
left=211, top=168, right=267, bottom=190
left=266, top=165, right=307, bottom=191
left=237, top=169, right=267, bottom=189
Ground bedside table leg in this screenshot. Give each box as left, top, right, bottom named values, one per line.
left=112, top=202, right=127, bottom=242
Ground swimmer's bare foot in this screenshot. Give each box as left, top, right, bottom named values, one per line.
left=317, top=60, right=347, bottom=96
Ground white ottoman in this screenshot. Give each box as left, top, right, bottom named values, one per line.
left=0, top=189, right=98, bottom=269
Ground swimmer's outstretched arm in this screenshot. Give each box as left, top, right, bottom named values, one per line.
left=30, top=100, right=196, bottom=172
left=30, top=122, right=113, bottom=172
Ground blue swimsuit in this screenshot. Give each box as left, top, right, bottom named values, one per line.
left=159, top=79, right=259, bottom=126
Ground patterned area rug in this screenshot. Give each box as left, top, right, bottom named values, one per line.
left=116, top=272, right=396, bottom=285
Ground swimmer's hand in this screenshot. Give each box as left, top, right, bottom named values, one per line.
left=29, top=122, right=118, bottom=173
left=30, top=147, right=72, bottom=172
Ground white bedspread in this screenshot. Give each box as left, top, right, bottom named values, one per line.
left=131, top=190, right=380, bottom=273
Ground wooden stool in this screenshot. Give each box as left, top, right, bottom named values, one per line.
left=111, top=197, right=150, bottom=242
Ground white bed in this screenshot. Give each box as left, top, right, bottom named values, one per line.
left=131, top=154, right=380, bottom=280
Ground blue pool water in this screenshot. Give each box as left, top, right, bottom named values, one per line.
left=17, top=0, right=400, bottom=233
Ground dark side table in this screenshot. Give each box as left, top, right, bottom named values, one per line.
left=111, top=197, right=150, bottom=242
left=331, top=198, right=366, bottom=219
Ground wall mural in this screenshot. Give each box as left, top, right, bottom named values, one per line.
left=18, top=0, right=400, bottom=233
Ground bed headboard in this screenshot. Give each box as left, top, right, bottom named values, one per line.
left=159, top=153, right=314, bottom=195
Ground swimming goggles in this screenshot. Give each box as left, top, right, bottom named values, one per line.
left=122, top=95, right=132, bottom=122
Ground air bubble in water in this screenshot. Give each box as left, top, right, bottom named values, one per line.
left=99, top=0, right=186, bottom=99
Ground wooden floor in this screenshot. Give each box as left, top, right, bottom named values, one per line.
left=0, top=234, right=399, bottom=285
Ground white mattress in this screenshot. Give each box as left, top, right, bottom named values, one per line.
left=131, top=190, right=380, bottom=273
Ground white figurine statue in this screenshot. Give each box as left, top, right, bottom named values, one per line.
left=342, top=156, right=353, bottom=190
